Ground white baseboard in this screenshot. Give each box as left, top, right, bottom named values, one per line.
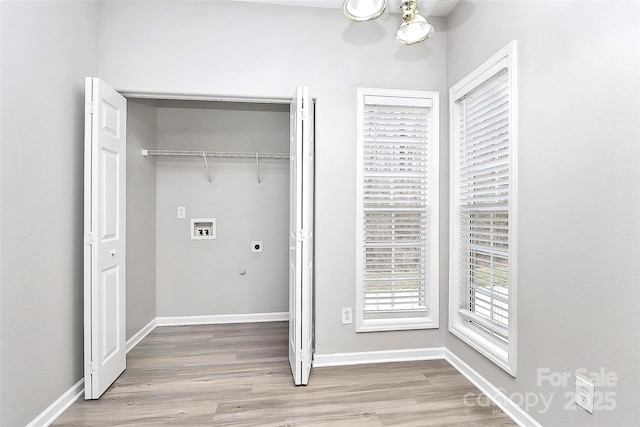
left=313, top=347, right=446, bottom=367
left=126, top=318, right=157, bottom=353
left=444, top=349, right=542, bottom=427
left=26, top=379, right=84, bottom=427
left=156, top=312, right=288, bottom=326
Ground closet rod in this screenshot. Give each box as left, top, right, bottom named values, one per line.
left=141, top=148, right=289, bottom=160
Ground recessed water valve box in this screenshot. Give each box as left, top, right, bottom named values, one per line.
left=191, top=218, right=216, bottom=240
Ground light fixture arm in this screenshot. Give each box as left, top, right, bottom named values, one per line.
left=400, top=0, right=418, bottom=22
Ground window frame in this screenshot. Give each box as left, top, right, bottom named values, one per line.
left=448, top=41, right=518, bottom=376
left=355, top=87, right=440, bottom=333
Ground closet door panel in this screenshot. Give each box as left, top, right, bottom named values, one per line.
left=84, top=77, right=127, bottom=399
left=288, top=86, right=314, bottom=386
left=288, top=86, right=303, bottom=385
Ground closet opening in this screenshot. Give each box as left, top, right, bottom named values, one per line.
left=83, top=78, right=314, bottom=399
left=127, top=97, right=292, bottom=325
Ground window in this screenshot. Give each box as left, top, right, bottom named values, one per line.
left=356, top=88, right=439, bottom=332
left=449, top=41, right=518, bottom=375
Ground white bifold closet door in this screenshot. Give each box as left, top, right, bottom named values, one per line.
left=83, top=77, right=127, bottom=399
left=83, top=79, right=314, bottom=395
left=288, top=86, right=314, bottom=386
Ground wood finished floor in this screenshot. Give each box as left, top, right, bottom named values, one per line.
left=54, top=322, right=515, bottom=426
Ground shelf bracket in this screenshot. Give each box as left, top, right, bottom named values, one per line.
left=255, top=152, right=261, bottom=186
left=203, top=151, right=212, bottom=183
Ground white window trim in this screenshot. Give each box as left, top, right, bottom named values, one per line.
left=448, top=41, right=518, bottom=376
left=356, top=87, right=440, bottom=333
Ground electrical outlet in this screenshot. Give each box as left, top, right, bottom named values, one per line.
left=575, top=376, right=595, bottom=413
left=342, top=307, right=353, bottom=325
left=177, top=206, right=186, bottom=219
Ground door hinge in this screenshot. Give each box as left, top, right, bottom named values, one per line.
left=86, top=363, right=96, bottom=376
left=86, top=101, right=97, bottom=115
left=297, top=230, right=308, bottom=242
left=299, top=107, right=307, bottom=120
left=84, top=233, right=94, bottom=245
left=297, top=350, right=304, bottom=361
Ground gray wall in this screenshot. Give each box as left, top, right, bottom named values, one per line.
left=154, top=103, right=290, bottom=316
left=126, top=100, right=158, bottom=337
left=99, top=0, right=449, bottom=356
left=0, top=2, right=99, bottom=426
left=445, top=1, right=640, bottom=425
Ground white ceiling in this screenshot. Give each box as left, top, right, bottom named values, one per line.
left=227, top=0, right=460, bottom=17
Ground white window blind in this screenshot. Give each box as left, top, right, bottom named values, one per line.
left=356, top=88, right=439, bottom=332
left=457, top=69, right=510, bottom=341
left=449, top=41, right=517, bottom=375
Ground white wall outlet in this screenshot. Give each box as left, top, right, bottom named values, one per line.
left=342, top=307, right=353, bottom=325
left=177, top=206, right=186, bottom=219
left=575, top=376, right=595, bottom=413
left=251, top=241, right=263, bottom=253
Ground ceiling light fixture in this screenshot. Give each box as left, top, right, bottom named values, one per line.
left=342, top=0, right=434, bottom=45
left=395, top=1, right=434, bottom=45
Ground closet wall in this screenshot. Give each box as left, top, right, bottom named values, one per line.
left=152, top=101, right=290, bottom=317
left=126, top=100, right=158, bottom=337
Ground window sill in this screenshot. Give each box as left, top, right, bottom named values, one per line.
left=449, top=321, right=515, bottom=377
left=357, top=316, right=438, bottom=332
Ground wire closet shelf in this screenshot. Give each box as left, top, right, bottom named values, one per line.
left=141, top=148, right=289, bottom=185
left=141, top=149, right=290, bottom=160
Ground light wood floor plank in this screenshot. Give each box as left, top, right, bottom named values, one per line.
left=54, top=322, right=515, bottom=426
